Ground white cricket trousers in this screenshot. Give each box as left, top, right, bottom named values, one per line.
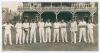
left=53, top=29, right=59, bottom=42
left=39, top=28, right=45, bottom=43
left=88, top=29, right=94, bottom=43
left=71, top=31, right=76, bottom=43
left=22, top=29, right=29, bottom=44
left=79, top=28, right=87, bottom=42
left=45, top=28, right=51, bottom=42
left=30, top=29, right=36, bottom=43
left=16, top=29, right=22, bottom=44
left=61, top=28, right=68, bottom=42
left=4, top=30, right=12, bottom=45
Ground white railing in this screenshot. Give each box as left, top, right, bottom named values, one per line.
left=17, top=6, right=96, bottom=12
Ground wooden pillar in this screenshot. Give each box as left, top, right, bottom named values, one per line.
left=38, top=11, right=43, bottom=21
left=61, top=2, right=62, bottom=7
left=55, top=11, right=59, bottom=21
left=91, top=13, right=94, bottom=22
left=51, top=2, right=52, bottom=8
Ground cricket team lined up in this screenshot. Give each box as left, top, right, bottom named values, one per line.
left=2, top=19, right=95, bottom=45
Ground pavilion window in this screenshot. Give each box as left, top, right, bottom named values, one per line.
left=41, top=2, right=51, bottom=7
left=52, top=3, right=61, bottom=7
left=66, top=3, right=71, bottom=7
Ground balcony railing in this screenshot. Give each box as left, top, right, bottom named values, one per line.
left=17, top=6, right=96, bottom=12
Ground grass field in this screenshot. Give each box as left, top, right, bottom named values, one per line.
left=2, top=24, right=98, bottom=51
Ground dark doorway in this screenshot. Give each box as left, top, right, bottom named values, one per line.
left=41, top=12, right=56, bottom=22
left=22, top=11, right=39, bottom=22
left=75, top=12, right=90, bottom=22
left=58, top=11, right=72, bottom=22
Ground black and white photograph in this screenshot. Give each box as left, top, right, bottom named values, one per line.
left=2, top=1, right=98, bottom=51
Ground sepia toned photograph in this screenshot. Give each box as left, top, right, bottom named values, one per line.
left=2, top=2, right=98, bottom=51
